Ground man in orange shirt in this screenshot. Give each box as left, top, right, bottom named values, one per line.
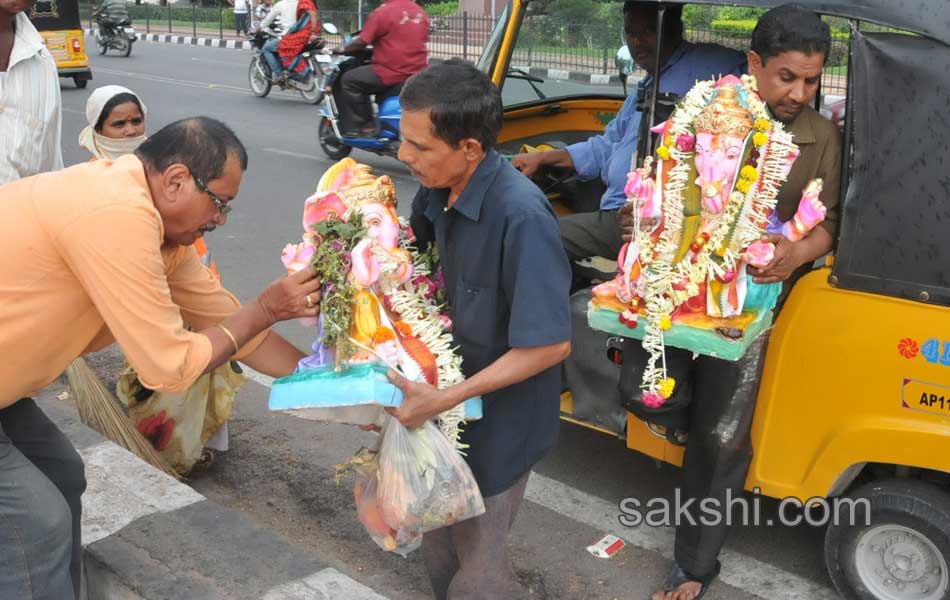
left=0, top=117, right=320, bottom=599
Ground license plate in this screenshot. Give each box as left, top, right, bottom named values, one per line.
left=125, top=27, right=135, bottom=33
left=315, top=54, right=331, bottom=63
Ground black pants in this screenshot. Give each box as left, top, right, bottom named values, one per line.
left=234, top=12, right=248, bottom=35
left=558, top=209, right=625, bottom=292
left=339, top=65, right=389, bottom=131
left=618, top=335, right=769, bottom=577
left=0, top=399, right=86, bottom=599
left=673, top=336, right=769, bottom=577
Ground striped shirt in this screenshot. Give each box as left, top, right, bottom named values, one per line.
left=0, top=12, right=63, bottom=186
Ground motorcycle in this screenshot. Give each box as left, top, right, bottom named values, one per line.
left=247, top=23, right=333, bottom=105
left=316, top=29, right=401, bottom=159
left=95, top=17, right=135, bottom=57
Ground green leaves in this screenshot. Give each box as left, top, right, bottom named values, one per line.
left=309, top=211, right=367, bottom=357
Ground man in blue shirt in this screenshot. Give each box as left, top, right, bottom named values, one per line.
left=512, top=2, right=746, bottom=279
left=390, top=60, right=572, bottom=599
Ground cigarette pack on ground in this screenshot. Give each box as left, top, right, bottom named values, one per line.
left=587, top=534, right=626, bottom=558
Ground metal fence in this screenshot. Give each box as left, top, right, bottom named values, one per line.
left=79, top=2, right=847, bottom=94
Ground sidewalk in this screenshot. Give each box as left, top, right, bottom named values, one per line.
left=35, top=383, right=387, bottom=600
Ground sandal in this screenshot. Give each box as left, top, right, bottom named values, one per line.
left=653, top=561, right=721, bottom=600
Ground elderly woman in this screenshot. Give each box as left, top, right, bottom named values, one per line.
left=76, top=87, right=236, bottom=473
left=78, top=85, right=147, bottom=160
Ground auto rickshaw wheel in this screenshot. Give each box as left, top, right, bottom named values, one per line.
left=825, top=479, right=950, bottom=600
left=74, top=77, right=88, bottom=89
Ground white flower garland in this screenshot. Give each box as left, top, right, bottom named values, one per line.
left=633, top=75, right=797, bottom=398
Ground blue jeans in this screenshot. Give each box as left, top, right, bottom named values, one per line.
left=0, top=399, right=86, bottom=600
left=262, top=38, right=281, bottom=75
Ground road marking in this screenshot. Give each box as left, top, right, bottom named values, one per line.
left=240, top=366, right=839, bottom=600
left=93, top=66, right=249, bottom=94
left=526, top=472, right=840, bottom=600
left=262, top=147, right=324, bottom=161
left=190, top=56, right=248, bottom=66
left=80, top=441, right=205, bottom=546
left=263, top=568, right=387, bottom=599
left=93, top=66, right=305, bottom=99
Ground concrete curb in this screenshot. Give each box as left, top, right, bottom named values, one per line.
left=82, top=29, right=623, bottom=86
left=35, top=392, right=387, bottom=600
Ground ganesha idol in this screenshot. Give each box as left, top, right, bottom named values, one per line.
left=268, top=158, right=481, bottom=442
left=587, top=74, right=826, bottom=403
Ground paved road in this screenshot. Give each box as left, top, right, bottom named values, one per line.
left=62, top=39, right=839, bottom=600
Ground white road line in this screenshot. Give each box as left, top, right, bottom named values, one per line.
left=240, top=368, right=839, bottom=600
left=93, top=66, right=250, bottom=94
left=263, top=568, right=388, bottom=599
left=262, top=147, right=325, bottom=161
left=526, top=473, right=839, bottom=600
left=80, top=441, right=205, bottom=546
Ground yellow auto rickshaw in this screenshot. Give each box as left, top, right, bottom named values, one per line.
left=29, top=0, right=93, bottom=88
left=476, top=2, right=950, bottom=598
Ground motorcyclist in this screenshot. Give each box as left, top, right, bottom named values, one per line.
left=255, top=0, right=317, bottom=82
left=332, top=0, right=428, bottom=136
left=92, top=0, right=130, bottom=36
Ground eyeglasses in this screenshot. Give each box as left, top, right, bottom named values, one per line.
left=192, top=175, right=233, bottom=216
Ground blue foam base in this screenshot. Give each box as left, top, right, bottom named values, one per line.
left=268, top=363, right=483, bottom=420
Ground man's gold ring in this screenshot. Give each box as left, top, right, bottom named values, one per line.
left=306, top=294, right=314, bottom=308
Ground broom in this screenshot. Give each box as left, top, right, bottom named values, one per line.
left=65, top=357, right=181, bottom=480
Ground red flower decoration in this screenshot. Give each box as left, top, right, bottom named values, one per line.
left=137, top=410, right=176, bottom=451
left=897, top=338, right=919, bottom=359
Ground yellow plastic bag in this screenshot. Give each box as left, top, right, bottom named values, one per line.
left=116, top=361, right=247, bottom=475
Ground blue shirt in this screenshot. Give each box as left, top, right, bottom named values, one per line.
left=410, top=149, right=572, bottom=496
left=566, top=42, right=747, bottom=211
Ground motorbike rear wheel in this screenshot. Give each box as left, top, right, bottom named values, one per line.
left=298, top=59, right=326, bottom=105
left=96, top=32, right=107, bottom=55
left=248, top=56, right=272, bottom=98
left=118, top=36, right=131, bottom=57
left=318, top=117, right=351, bottom=160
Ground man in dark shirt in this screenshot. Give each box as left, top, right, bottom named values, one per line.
left=387, top=60, right=572, bottom=599
left=334, top=0, right=428, bottom=136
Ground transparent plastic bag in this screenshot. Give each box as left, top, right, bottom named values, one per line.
left=354, top=416, right=485, bottom=556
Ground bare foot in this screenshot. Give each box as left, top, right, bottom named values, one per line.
left=651, top=581, right=703, bottom=600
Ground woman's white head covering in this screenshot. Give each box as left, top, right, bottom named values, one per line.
left=77, top=85, right=148, bottom=160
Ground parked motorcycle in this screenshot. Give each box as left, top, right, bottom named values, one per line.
left=317, top=29, right=401, bottom=159
left=247, top=23, right=333, bottom=105
left=95, top=17, right=135, bottom=57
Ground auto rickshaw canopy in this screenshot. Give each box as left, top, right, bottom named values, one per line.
left=657, top=0, right=950, bottom=46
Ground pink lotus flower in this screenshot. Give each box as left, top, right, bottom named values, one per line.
left=303, top=192, right=347, bottom=232
left=281, top=241, right=315, bottom=274
left=675, top=134, right=695, bottom=152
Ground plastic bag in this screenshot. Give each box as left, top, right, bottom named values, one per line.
left=116, top=361, right=246, bottom=475
left=354, top=416, right=485, bottom=555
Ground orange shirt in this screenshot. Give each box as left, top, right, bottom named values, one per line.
left=0, top=154, right=266, bottom=408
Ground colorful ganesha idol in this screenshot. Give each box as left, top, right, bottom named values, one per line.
left=587, top=74, right=826, bottom=405
left=268, top=158, right=481, bottom=444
